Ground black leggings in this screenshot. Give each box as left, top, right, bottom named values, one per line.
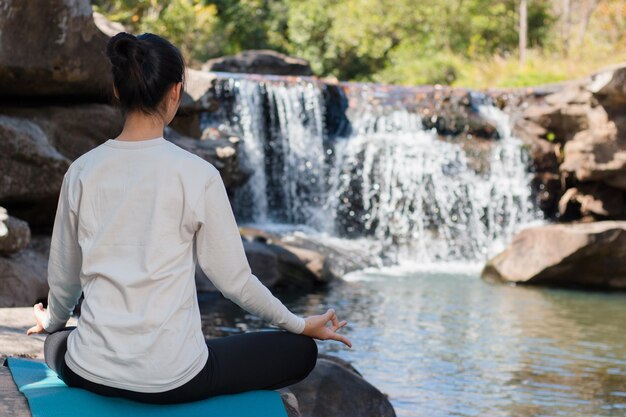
left=43, top=326, right=317, bottom=404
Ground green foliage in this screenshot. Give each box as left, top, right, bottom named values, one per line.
left=373, top=49, right=463, bottom=86
left=92, top=0, right=626, bottom=88
left=92, top=0, right=220, bottom=63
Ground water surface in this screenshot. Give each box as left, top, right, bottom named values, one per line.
left=198, top=267, right=626, bottom=417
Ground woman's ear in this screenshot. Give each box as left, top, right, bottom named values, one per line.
left=112, top=82, right=119, bottom=99
left=174, top=82, right=182, bottom=102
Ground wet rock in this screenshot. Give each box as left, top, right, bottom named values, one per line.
left=239, top=226, right=385, bottom=282
left=202, top=50, right=313, bottom=76
left=242, top=241, right=283, bottom=288
left=0, top=0, right=111, bottom=100
left=287, top=356, right=396, bottom=417
left=261, top=243, right=322, bottom=290
left=426, top=90, right=500, bottom=138
left=196, top=240, right=285, bottom=292
left=195, top=238, right=324, bottom=292
left=530, top=173, right=562, bottom=217
left=0, top=208, right=30, bottom=255
left=0, top=115, right=70, bottom=203
left=482, top=221, right=626, bottom=289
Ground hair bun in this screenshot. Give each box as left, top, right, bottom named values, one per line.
left=106, top=32, right=145, bottom=70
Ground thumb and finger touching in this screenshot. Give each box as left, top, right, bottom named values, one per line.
left=306, top=308, right=353, bottom=348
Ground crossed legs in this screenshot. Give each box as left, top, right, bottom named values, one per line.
left=43, top=327, right=318, bottom=404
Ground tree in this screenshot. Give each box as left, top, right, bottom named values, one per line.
left=520, top=0, right=528, bottom=63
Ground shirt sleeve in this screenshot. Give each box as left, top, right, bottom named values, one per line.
left=194, top=173, right=306, bottom=334
left=41, top=171, right=83, bottom=333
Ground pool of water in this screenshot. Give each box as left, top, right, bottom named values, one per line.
left=198, top=267, right=626, bottom=417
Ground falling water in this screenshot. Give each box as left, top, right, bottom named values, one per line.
left=202, top=77, right=542, bottom=264
left=208, top=78, right=332, bottom=230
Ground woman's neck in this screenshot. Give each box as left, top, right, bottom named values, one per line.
left=114, top=111, right=165, bottom=142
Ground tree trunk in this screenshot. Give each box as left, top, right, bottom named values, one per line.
left=519, top=0, right=528, bottom=64
left=562, top=0, right=571, bottom=57
left=577, top=0, right=598, bottom=46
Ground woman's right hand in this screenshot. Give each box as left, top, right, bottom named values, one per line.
left=301, top=308, right=352, bottom=348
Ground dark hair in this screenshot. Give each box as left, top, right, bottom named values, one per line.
left=106, top=32, right=186, bottom=119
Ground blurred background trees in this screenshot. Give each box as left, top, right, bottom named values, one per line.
left=92, top=0, right=626, bottom=87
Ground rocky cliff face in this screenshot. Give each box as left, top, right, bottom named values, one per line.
left=510, top=64, right=626, bottom=222
left=483, top=64, right=626, bottom=289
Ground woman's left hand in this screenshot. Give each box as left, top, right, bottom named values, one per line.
left=26, top=303, right=48, bottom=336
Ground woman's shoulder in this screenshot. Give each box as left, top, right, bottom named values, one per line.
left=163, top=140, right=221, bottom=179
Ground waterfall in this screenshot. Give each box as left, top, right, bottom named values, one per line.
left=202, top=77, right=542, bottom=264
left=206, top=78, right=332, bottom=231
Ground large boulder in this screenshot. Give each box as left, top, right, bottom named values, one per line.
left=287, top=355, right=396, bottom=417
left=202, top=50, right=313, bottom=76
left=239, top=226, right=385, bottom=282
left=0, top=0, right=111, bottom=100
left=0, top=236, right=51, bottom=307
left=195, top=238, right=324, bottom=292
left=0, top=115, right=70, bottom=203
left=0, top=104, right=124, bottom=161
left=482, top=221, right=626, bottom=289
left=0, top=208, right=30, bottom=255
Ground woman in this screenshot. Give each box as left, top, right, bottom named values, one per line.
left=25, top=32, right=351, bottom=405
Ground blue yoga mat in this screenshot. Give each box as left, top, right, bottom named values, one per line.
left=6, top=357, right=288, bottom=417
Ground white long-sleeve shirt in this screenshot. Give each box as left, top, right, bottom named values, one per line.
left=41, top=135, right=306, bottom=392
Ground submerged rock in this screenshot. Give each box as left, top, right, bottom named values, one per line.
left=482, top=221, right=626, bottom=289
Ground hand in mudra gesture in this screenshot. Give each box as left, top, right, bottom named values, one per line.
left=26, top=302, right=48, bottom=336
left=302, top=308, right=352, bottom=348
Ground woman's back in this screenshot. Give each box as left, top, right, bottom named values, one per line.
left=64, top=136, right=213, bottom=391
